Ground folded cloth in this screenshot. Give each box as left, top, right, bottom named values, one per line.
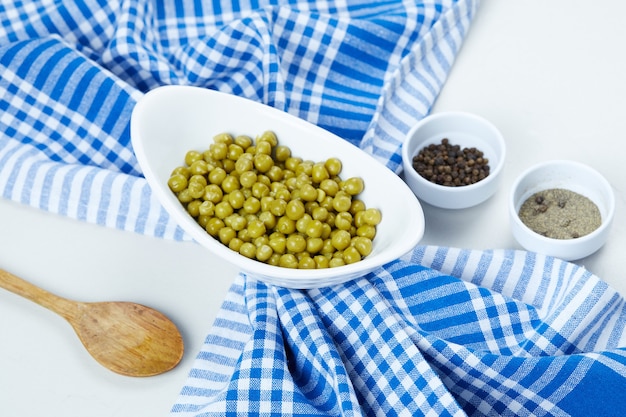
left=0, top=0, right=473, bottom=236
left=173, top=248, right=626, bottom=416
left=1, top=1, right=625, bottom=416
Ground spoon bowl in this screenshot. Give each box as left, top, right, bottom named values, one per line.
left=0, top=268, right=184, bottom=377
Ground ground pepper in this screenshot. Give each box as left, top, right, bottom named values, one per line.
left=412, top=138, right=490, bottom=186
left=518, top=188, right=601, bottom=239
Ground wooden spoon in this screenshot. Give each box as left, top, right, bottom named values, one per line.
left=0, top=268, right=184, bottom=377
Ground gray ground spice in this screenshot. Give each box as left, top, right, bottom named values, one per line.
left=518, top=188, right=601, bottom=239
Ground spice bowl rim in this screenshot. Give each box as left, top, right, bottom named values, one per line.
left=130, top=85, right=425, bottom=289
left=508, top=159, right=615, bottom=261
left=401, top=111, right=506, bottom=209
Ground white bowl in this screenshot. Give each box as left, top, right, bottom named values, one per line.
left=130, top=85, right=424, bottom=288
left=509, top=160, right=615, bottom=261
left=401, top=112, right=506, bottom=209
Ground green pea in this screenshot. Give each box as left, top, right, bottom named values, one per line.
left=185, top=150, right=203, bottom=166
left=228, top=237, right=244, bottom=252
left=350, top=199, right=366, bottom=215
left=203, top=184, right=223, bottom=203
left=332, top=192, right=352, bottom=212
left=286, top=234, right=306, bottom=253
left=198, top=201, right=214, bottom=216
left=218, top=226, right=236, bottom=245
left=247, top=219, right=266, bottom=239
left=329, top=257, right=345, bottom=268
left=186, top=200, right=201, bottom=217
left=325, top=157, right=342, bottom=176
left=306, top=237, right=324, bottom=254
left=321, top=223, right=332, bottom=239
left=311, top=162, right=329, bottom=183
left=171, top=166, right=191, bottom=179
left=363, top=208, right=382, bottom=226
left=254, top=153, right=274, bottom=173
left=285, top=200, right=305, bottom=220
left=221, top=175, right=240, bottom=193
left=314, top=255, right=330, bottom=269
left=168, top=174, right=188, bottom=193
left=177, top=189, right=193, bottom=203
left=305, top=219, right=323, bottom=238
left=252, top=182, right=270, bottom=199
left=331, top=229, right=351, bottom=251
left=285, top=157, right=302, bottom=172
left=279, top=254, right=298, bottom=268
left=214, top=201, right=233, bottom=219
left=312, top=206, right=328, bottom=222
left=274, top=188, right=291, bottom=202
left=188, top=181, right=205, bottom=199
left=267, top=253, right=281, bottom=266
left=242, top=196, right=261, bottom=214
left=300, top=183, right=318, bottom=202
left=298, top=256, right=316, bottom=269
left=269, top=234, right=286, bottom=254
left=334, top=212, right=352, bottom=231
left=320, top=238, right=335, bottom=255
left=222, top=159, right=235, bottom=173
left=258, top=130, right=278, bottom=146
left=342, top=246, right=361, bottom=264
left=227, top=144, right=244, bottom=161
left=320, top=179, right=339, bottom=196
left=208, top=167, right=227, bottom=185
left=342, top=177, right=364, bottom=195
left=239, top=171, right=257, bottom=188
left=274, top=145, right=291, bottom=162
left=296, top=215, right=312, bottom=234
left=253, top=236, right=269, bottom=247
left=228, top=190, right=245, bottom=209
left=255, top=140, right=272, bottom=155
left=269, top=199, right=287, bottom=216
left=225, top=214, right=247, bottom=231
left=235, top=155, right=254, bottom=174
left=255, top=244, right=273, bottom=262
left=190, top=160, right=209, bottom=175
left=239, top=242, right=257, bottom=259
left=209, top=142, right=228, bottom=160
left=213, top=132, right=234, bottom=144
left=352, top=236, right=373, bottom=257
left=356, top=225, right=376, bottom=239
left=266, top=165, right=284, bottom=182
left=205, top=218, right=224, bottom=237
left=258, top=211, right=277, bottom=229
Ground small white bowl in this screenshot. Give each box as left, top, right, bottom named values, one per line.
left=401, top=112, right=506, bottom=209
left=130, top=85, right=425, bottom=289
left=509, top=160, right=615, bottom=261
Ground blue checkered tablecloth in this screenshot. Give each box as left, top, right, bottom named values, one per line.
left=1, top=1, right=625, bottom=416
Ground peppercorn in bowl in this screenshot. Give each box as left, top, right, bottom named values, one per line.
left=509, top=160, right=614, bottom=261
left=401, top=112, right=506, bottom=209
left=130, top=86, right=425, bottom=289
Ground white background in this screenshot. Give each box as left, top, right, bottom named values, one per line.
left=1, top=1, right=624, bottom=416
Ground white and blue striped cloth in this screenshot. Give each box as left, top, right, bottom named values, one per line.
left=1, top=1, right=625, bottom=416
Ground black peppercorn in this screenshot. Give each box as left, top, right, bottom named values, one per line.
left=411, top=138, right=491, bottom=187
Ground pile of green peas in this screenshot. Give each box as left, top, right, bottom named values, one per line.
left=167, top=130, right=381, bottom=269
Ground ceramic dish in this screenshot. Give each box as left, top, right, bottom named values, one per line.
left=402, top=111, right=506, bottom=209
left=130, top=86, right=425, bottom=288
left=509, top=160, right=614, bottom=261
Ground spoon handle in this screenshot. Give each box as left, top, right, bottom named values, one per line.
left=0, top=268, right=79, bottom=321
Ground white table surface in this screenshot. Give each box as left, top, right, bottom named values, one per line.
left=1, top=1, right=624, bottom=416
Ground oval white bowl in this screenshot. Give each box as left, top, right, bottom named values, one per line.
left=509, top=160, right=615, bottom=261
left=130, top=86, right=425, bottom=288
left=402, top=112, right=506, bottom=209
